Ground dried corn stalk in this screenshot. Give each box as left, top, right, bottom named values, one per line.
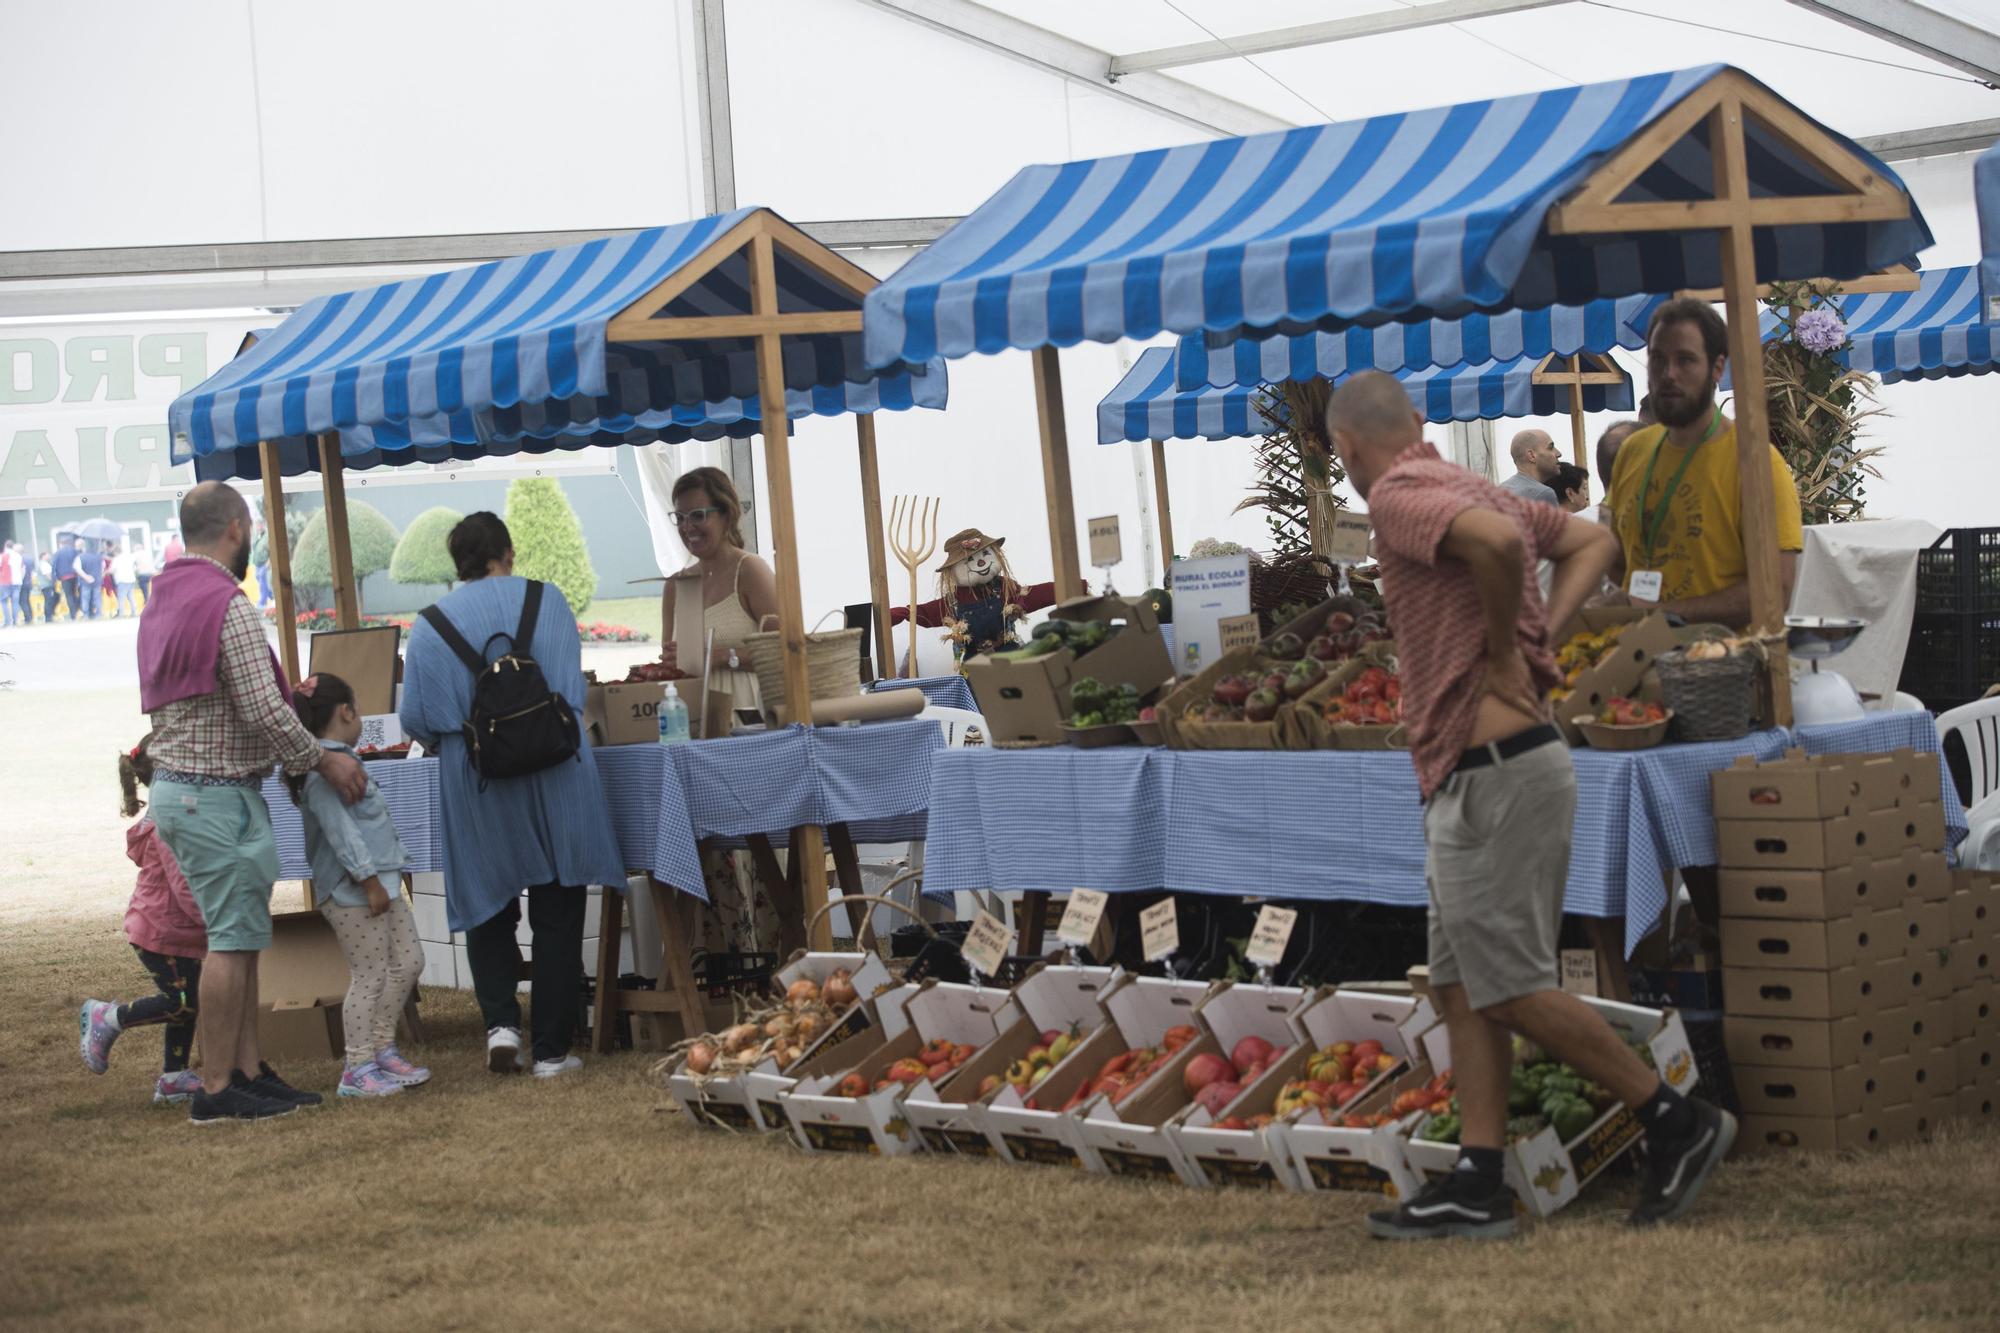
left=1240, top=378, right=1348, bottom=559
left=1762, top=283, right=1885, bottom=526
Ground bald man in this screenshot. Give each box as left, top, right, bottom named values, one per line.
left=1500, top=429, right=1561, bottom=506
left=1323, top=374, right=1733, bottom=1239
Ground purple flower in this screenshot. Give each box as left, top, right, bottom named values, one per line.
left=1794, top=307, right=1848, bottom=355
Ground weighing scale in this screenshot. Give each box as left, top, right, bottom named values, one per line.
left=1785, top=614, right=1870, bottom=726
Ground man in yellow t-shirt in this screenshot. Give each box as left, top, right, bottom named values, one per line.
left=1607, top=298, right=1802, bottom=627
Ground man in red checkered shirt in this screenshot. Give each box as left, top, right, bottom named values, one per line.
left=1325, top=373, right=1734, bottom=1240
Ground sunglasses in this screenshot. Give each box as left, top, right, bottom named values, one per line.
left=670, top=507, right=721, bottom=528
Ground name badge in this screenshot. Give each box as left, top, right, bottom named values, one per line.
left=1628, top=570, right=1664, bottom=604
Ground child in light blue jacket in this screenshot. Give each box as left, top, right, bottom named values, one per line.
left=288, top=672, right=428, bottom=1098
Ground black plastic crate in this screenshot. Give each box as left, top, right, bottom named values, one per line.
left=692, top=951, right=777, bottom=1000
left=893, top=920, right=969, bottom=960
left=1914, top=527, right=2000, bottom=615
left=1900, top=609, right=2000, bottom=715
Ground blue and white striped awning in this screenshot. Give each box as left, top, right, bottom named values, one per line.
left=1842, top=265, right=1994, bottom=383
left=170, top=207, right=944, bottom=468
left=191, top=337, right=944, bottom=481
left=1176, top=294, right=1659, bottom=390
left=1099, top=345, right=1633, bottom=445
left=863, top=66, right=1928, bottom=368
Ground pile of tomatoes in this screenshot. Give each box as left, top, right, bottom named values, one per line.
left=1319, top=665, right=1402, bottom=727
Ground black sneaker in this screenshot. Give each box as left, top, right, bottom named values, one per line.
left=1628, top=1098, right=1736, bottom=1227
left=1368, top=1169, right=1517, bottom=1241
left=189, top=1083, right=297, bottom=1126
left=235, top=1066, right=323, bottom=1108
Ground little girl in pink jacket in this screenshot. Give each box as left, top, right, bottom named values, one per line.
left=78, top=736, right=210, bottom=1105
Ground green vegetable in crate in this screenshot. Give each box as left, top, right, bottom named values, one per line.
left=1542, top=1092, right=1597, bottom=1142
left=1417, top=1107, right=1461, bottom=1145
left=1507, top=1114, right=1550, bottom=1141
left=1069, top=677, right=1141, bottom=727
left=1033, top=619, right=1070, bottom=642
left=992, top=635, right=1062, bottom=662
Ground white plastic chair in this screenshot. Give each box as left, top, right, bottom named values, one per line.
left=1937, top=697, right=2000, bottom=811
left=1888, top=691, right=1926, bottom=713
left=918, top=704, right=988, bottom=750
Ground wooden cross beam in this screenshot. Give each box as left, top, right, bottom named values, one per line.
left=1530, top=351, right=1628, bottom=469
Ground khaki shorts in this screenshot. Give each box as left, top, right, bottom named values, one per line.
left=1423, top=739, right=1577, bottom=1011
left=150, top=781, right=282, bottom=954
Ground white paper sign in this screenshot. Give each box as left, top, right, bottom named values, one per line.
left=1628, top=570, right=1663, bottom=604
left=1246, top=905, right=1298, bottom=969
left=1140, top=898, right=1179, bottom=962
left=962, top=909, right=1014, bottom=978
left=1216, top=614, right=1262, bottom=653
left=1057, top=888, right=1109, bottom=948
left=1559, top=949, right=1600, bottom=998
left=1328, top=510, right=1372, bottom=562
left=1167, top=554, right=1253, bottom=676
left=1087, top=515, right=1122, bottom=568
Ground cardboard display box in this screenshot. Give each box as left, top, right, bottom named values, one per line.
left=1718, top=848, right=1946, bottom=921
left=1949, top=886, right=1993, bottom=941
left=665, top=950, right=895, bottom=1133
left=1398, top=998, right=1699, bottom=1218
left=1958, top=980, right=1995, bottom=1041
left=257, top=908, right=367, bottom=1062
left=585, top=681, right=668, bottom=747
left=1710, top=748, right=1939, bottom=823
left=1262, top=989, right=1433, bottom=1199
left=902, top=964, right=1117, bottom=1161
left=1960, top=1038, right=1997, bottom=1089
left=1062, top=975, right=1216, bottom=1186
left=960, top=594, right=1172, bottom=747
left=1733, top=1055, right=1916, bottom=1117
left=1740, top=1104, right=1917, bottom=1152
left=1550, top=609, right=1676, bottom=745
left=976, top=966, right=1125, bottom=1170
left=1158, top=982, right=1313, bottom=1190
left=781, top=981, right=1012, bottom=1157
left=1715, top=806, right=1934, bottom=873
left=1723, top=957, right=1925, bottom=1021
left=1723, top=1011, right=1914, bottom=1071
left=1719, top=911, right=1908, bottom=973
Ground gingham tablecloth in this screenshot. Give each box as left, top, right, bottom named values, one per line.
left=264, top=758, right=444, bottom=881
left=591, top=745, right=709, bottom=900
left=870, top=674, right=977, bottom=714
left=920, top=713, right=1964, bottom=956
left=667, top=719, right=941, bottom=847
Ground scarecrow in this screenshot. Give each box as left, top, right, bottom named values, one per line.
left=890, top=527, right=1061, bottom=663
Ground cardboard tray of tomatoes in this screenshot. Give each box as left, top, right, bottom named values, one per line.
left=1288, top=643, right=1404, bottom=750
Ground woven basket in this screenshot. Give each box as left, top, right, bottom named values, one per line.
left=1655, top=649, right=1758, bottom=742
left=743, top=628, right=863, bottom=722
left=1251, top=553, right=1337, bottom=633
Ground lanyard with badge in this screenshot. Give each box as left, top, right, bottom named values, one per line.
left=1628, top=408, right=1722, bottom=603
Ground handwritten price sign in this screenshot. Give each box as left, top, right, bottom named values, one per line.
left=1057, top=889, right=1109, bottom=948
left=1245, top=905, right=1298, bottom=969
left=962, top=910, right=1015, bottom=978
left=1140, top=898, right=1179, bottom=962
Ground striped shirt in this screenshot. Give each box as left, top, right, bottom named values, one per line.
left=144, top=557, right=322, bottom=781
left=1369, top=443, right=1568, bottom=801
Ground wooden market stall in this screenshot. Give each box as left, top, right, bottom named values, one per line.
left=864, top=63, right=1934, bottom=948
left=170, top=208, right=952, bottom=969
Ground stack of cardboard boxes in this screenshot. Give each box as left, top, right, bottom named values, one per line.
left=1713, top=749, right=1958, bottom=1150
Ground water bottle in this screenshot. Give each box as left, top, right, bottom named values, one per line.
left=656, top=683, right=691, bottom=746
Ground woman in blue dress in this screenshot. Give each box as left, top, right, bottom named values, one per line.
left=399, top=512, right=625, bottom=1079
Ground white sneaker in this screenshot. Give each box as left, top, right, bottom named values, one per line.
left=532, top=1055, right=582, bottom=1080
left=486, top=1026, right=524, bottom=1074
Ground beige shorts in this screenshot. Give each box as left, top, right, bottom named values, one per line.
left=1423, top=738, right=1577, bottom=1011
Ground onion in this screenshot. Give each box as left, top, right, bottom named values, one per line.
left=685, top=1041, right=716, bottom=1075
left=821, top=968, right=857, bottom=1011
left=721, top=1023, right=759, bottom=1054
left=795, top=1012, right=823, bottom=1041
left=786, top=978, right=820, bottom=1007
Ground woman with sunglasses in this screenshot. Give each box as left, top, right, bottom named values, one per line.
left=658, top=467, right=781, bottom=718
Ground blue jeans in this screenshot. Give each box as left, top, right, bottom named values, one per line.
left=0, top=587, right=15, bottom=626
left=117, top=585, right=139, bottom=617
left=81, top=582, right=102, bottom=618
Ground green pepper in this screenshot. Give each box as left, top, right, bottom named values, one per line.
left=1034, top=619, right=1070, bottom=642
left=1419, top=1112, right=1461, bottom=1145
left=1506, top=1114, right=1550, bottom=1142
left=1545, top=1094, right=1597, bottom=1142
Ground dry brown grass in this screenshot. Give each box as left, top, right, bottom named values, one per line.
left=4, top=689, right=1999, bottom=1332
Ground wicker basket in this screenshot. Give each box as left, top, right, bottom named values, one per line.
left=1251, top=552, right=1337, bottom=633
left=1655, top=649, right=1758, bottom=742
left=743, top=628, right=863, bottom=722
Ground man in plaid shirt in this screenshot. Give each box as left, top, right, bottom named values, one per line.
left=1325, top=373, right=1734, bottom=1240
left=136, top=483, right=367, bottom=1125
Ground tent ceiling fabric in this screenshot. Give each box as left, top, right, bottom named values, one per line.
left=863, top=64, right=1932, bottom=367
left=1097, top=343, right=1633, bottom=444
left=1177, top=293, right=1661, bottom=389
left=168, top=206, right=943, bottom=463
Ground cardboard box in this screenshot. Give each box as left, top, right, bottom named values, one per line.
left=256, top=908, right=353, bottom=1062
left=961, top=594, right=1172, bottom=747
left=1739, top=1104, right=1917, bottom=1152
left=1951, top=939, right=1995, bottom=989
left=585, top=681, right=668, bottom=746
left=1961, top=1038, right=1997, bottom=1089
left=1724, top=1012, right=1912, bottom=1070
left=1719, top=911, right=1903, bottom=972
left=1400, top=998, right=1699, bottom=1218
left=1716, top=806, right=1927, bottom=872
left=1717, top=848, right=1944, bottom=921
left=980, top=966, right=1125, bottom=1170
left=1710, top=748, right=1938, bottom=822
left=1160, top=982, right=1314, bottom=1190
left=1551, top=609, right=1677, bottom=745
left=309, top=625, right=400, bottom=716
left=1725, top=958, right=1919, bottom=1020
left=1957, top=979, right=1995, bottom=1040
left=902, top=964, right=1116, bottom=1160
left=1949, top=889, right=1992, bottom=941
left=1259, top=990, right=1433, bottom=1199
left=1733, top=1055, right=1916, bottom=1116
left=1069, top=976, right=1218, bottom=1187
left=781, top=981, right=1012, bottom=1157
left=665, top=950, right=895, bottom=1132
left=1956, top=1086, right=1996, bottom=1121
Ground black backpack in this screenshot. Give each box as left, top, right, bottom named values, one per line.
left=420, top=580, right=580, bottom=785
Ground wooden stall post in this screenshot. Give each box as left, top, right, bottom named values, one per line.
left=316, top=432, right=360, bottom=631
left=1031, top=346, right=1084, bottom=600
left=257, top=441, right=299, bottom=683
left=746, top=228, right=833, bottom=947
left=1150, top=438, right=1175, bottom=568
left=856, top=414, right=895, bottom=681
left=1565, top=355, right=1588, bottom=468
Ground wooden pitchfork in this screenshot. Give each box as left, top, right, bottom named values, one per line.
left=888, top=494, right=938, bottom=678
